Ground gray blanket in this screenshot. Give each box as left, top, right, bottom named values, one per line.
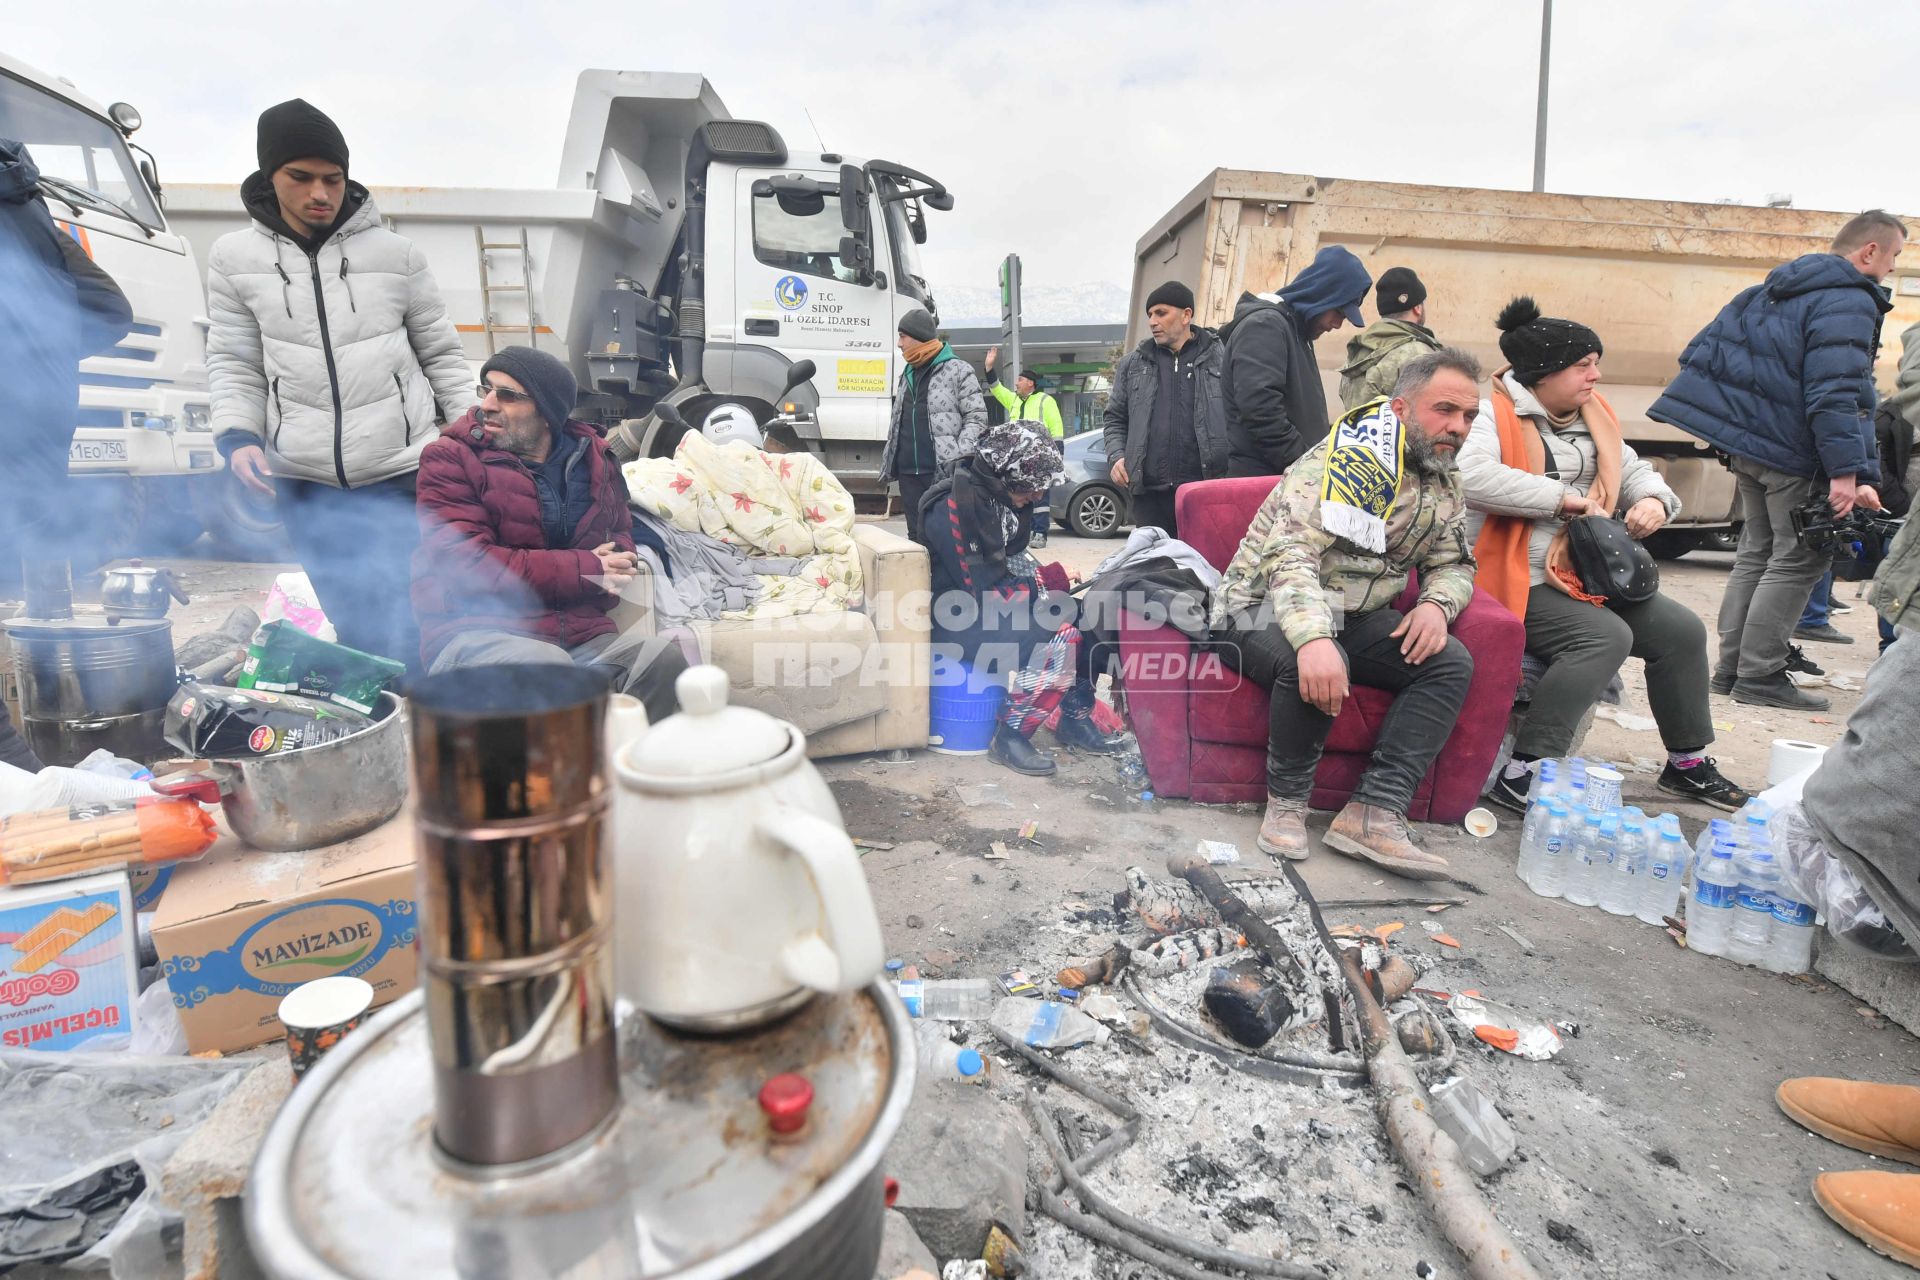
left=1801, top=636, right=1920, bottom=951
left=631, top=510, right=762, bottom=621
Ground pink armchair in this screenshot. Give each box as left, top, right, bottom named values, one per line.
left=1117, top=477, right=1524, bottom=823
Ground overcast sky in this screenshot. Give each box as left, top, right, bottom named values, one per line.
left=10, top=1, right=1918, bottom=303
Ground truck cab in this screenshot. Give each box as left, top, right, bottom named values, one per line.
left=704, top=156, right=950, bottom=481
left=0, top=53, right=231, bottom=552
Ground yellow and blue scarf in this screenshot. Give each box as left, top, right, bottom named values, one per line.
left=1318, top=397, right=1403, bottom=552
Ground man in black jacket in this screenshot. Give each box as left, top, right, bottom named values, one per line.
left=1221, top=246, right=1371, bottom=476
left=1102, top=281, right=1230, bottom=535
left=0, top=139, right=133, bottom=601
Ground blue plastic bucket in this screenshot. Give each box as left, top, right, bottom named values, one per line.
left=928, top=660, right=1005, bottom=755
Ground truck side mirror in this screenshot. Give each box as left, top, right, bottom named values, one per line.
left=839, top=163, right=876, bottom=285
left=781, top=360, right=818, bottom=395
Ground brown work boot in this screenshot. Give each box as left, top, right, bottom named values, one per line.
left=1813, top=1171, right=1920, bottom=1269
left=1777, top=1078, right=1920, bottom=1166
left=1323, top=802, right=1451, bottom=880
left=1256, top=795, right=1310, bottom=861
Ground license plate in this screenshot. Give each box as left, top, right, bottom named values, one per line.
left=69, top=439, right=129, bottom=463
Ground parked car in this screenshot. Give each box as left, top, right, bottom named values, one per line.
left=1056, top=429, right=1129, bottom=537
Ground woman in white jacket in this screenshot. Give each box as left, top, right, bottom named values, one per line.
left=1462, top=298, right=1750, bottom=814
left=205, top=100, right=473, bottom=669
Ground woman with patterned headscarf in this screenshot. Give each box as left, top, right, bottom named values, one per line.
left=921, top=419, right=1126, bottom=775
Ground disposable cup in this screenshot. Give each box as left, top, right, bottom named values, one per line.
left=279, top=976, right=375, bottom=1081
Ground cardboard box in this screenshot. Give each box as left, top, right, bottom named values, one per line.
left=0, top=870, right=138, bottom=1050
left=151, top=815, right=418, bottom=1054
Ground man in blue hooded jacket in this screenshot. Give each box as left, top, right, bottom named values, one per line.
left=0, top=139, right=133, bottom=769
left=1649, top=210, right=1901, bottom=711
left=1221, top=245, right=1372, bottom=476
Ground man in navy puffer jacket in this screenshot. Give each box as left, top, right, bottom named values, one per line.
left=1649, top=211, right=1902, bottom=711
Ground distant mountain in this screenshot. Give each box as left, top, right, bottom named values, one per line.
left=934, top=280, right=1132, bottom=328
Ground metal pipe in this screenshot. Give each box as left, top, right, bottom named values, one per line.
left=408, top=664, right=619, bottom=1170
left=1533, top=0, right=1553, bottom=192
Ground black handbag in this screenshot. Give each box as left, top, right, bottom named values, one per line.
left=1562, top=515, right=1659, bottom=605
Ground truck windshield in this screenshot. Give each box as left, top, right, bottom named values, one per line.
left=0, top=72, right=163, bottom=232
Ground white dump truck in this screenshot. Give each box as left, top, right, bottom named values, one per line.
left=1, top=51, right=279, bottom=557
left=168, top=70, right=956, bottom=493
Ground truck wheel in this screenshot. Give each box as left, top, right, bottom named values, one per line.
left=1068, top=485, right=1126, bottom=538
left=193, top=471, right=293, bottom=562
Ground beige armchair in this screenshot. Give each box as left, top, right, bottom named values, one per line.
left=609, top=523, right=930, bottom=758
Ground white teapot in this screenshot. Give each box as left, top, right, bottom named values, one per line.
left=611, top=665, right=884, bottom=1031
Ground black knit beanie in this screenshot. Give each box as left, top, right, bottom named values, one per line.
left=1145, top=280, right=1195, bottom=313
left=256, top=99, right=349, bottom=177
left=897, top=308, right=938, bottom=342
left=1018, top=368, right=1042, bottom=387
left=1375, top=267, right=1426, bottom=316
left=1495, top=296, right=1602, bottom=386
left=481, top=346, right=577, bottom=433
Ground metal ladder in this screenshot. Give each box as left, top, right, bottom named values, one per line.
left=474, top=226, right=536, bottom=354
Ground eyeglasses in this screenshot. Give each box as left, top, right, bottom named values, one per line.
left=476, top=382, right=534, bottom=405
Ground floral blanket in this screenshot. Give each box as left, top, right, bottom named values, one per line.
left=623, top=433, right=863, bottom=619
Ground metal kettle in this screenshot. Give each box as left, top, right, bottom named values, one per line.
left=100, top=559, right=189, bottom=622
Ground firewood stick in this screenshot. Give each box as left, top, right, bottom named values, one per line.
left=1165, top=848, right=1311, bottom=989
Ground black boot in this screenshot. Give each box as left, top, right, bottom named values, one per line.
left=1054, top=683, right=1127, bottom=753
left=989, top=724, right=1056, bottom=776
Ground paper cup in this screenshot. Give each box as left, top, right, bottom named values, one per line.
left=280, top=976, right=375, bottom=1081
left=1463, top=807, right=1498, bottom=838
left=1584, top=767, right=1624, bottom=813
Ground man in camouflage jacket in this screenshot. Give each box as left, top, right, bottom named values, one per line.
left=1211, top=349, right=1483, bottom=877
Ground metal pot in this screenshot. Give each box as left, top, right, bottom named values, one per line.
left=100, top=560, right=191, bottom=622
left=3, top=616, right=176, bottom=765
left=153, top=694, right=406, bottom=851
left=245, top=981, right=913, bottom=1280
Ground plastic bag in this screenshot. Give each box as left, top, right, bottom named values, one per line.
left=261, top=571, right=335, bottom=643
left=0, top=1050, right=252, bottom=1271
left=0, top=797, right=217, bottom=886
left=74, top=750, right=154, bottom=783
left=0, top=762, right=155, bottom=820
left=1772, top=804, right=1916, bottom=962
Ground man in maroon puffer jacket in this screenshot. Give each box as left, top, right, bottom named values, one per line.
left=411, top=346, right=685, bottom=719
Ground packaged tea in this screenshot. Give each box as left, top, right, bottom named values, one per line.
left=237, top=621, right=403, bottom=714
left=164, top=683, right=369, bottom=758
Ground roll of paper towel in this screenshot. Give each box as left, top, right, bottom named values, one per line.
left=1767, top=739, right=1828, bottom=787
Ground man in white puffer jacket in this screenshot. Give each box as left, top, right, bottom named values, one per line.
left=207, top=99, right=473, bottom=669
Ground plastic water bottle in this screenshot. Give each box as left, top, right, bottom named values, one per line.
left=1517, top=797, right=1553, bottom=886
left=1727, top=847, right=1781, bottom=967
left=919, top=979, right=999, bottom=1020
left=1639, top=826, right=1692, bottom=926
left=988, top=996, right=1109, bottom=1049
left=1601, top=815, right=1648, bottom=915
left=1766, top=891, right=1819, bottom=975
left=1688, top=840, right=1741, bottom=957
left=1564, top=812, right=1609, bottom=908
left=1526, top=759, right=1560, bottom=806
left=914, top=1022, right=987, bottom=1083
left=1530, top=803, right=1574, bottom=898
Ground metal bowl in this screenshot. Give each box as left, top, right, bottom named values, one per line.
left=155, top=694, right=407, bottom=851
